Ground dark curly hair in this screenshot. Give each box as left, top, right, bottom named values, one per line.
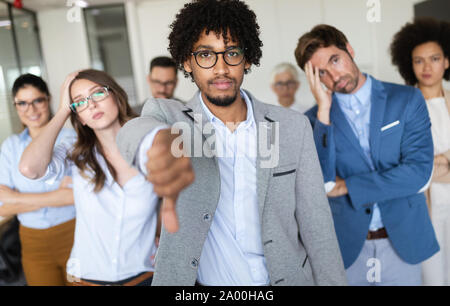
left=168, top=0, right=263, bottom=78
left=390, top=17, right=450, bottom=86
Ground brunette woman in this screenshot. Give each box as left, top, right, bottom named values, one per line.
left=0, top=74, right=76, bottom=285
left=20, top=70, right=158, bottom=286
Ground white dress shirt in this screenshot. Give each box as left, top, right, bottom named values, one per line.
left=138, top=91, right=270, bottom=286
left=40, top=142, right=159, bottom=282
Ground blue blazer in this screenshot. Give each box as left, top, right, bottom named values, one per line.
left=305, top=77, right=439, bottom=269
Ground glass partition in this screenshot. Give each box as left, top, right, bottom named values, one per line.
left=84, top=5, right=137, bottom=105
left=0, top=1, right=45, bottom=143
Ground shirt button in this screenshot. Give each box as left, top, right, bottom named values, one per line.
left=355, top=110, right=360, bottom=115
left=365, top=208, right=371, bottom=215
left=112, top=259, right=117, bottom=264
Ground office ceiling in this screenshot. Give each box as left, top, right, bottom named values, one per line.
left=17, top=0, right=144, bottom=11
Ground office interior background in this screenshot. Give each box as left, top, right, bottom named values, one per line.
left=0, top=0, right=449, bottom=144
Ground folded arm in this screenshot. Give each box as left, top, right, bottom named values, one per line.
left=0, top=181, right=74, bottom=217
left=345, top=90, right=434, bottom=209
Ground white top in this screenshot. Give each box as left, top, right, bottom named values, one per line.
left=426, top=96, right=450, bottom=208
left=426, top=97, right=450, bottom=155
left=138, top=91, right=270, bottom=286
left=40, top=142, right=159, bottom=282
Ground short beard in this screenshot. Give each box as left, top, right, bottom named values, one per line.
left=205, top=93, right=237, bottom=107
left=334, top=75, right=359, bottom=94
left=333, top=60, right=360, bottom=94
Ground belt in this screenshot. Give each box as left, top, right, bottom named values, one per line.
left=71, top=271, right=153, bottom=286
left=367, top=227, right=388, bottom=240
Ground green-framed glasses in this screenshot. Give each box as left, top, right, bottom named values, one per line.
left=70, top=87, right=110, bottom=113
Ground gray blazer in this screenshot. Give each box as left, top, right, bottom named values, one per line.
left=117, top=91, right=347, bottom=286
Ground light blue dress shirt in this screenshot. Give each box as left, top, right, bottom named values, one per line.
left=334, top=75, right=384, bottom=231
left=136, top=91, right=271, bottom=285
left=196, top=91, right=270, bottom=285
left=0, top=128, right=76, bottom=229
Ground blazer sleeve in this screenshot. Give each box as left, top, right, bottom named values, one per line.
left=117, top=98, right=169, bottom=166
left=305, top=109, right=337, bottom=184
left=295, top=116, right=347, bottom=285
left=345, top=89, right=434, bottom=209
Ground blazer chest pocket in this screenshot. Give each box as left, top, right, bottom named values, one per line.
left=273, top=163, right=297, bottom=177
left=380, top=120, right=401, bottom=136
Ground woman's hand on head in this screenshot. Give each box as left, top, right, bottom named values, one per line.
left=58, top=71, right=80, bottom=115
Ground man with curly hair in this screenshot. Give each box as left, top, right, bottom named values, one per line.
left=391, top=17, right=450, bottom=286
left=295, top=24, right=439, bottom=285
left=117, top=0, right=347, bottom=286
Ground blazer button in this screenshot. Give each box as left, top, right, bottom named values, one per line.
left=190, top=258, right=198, bottom=268
left=365, top=208, right=371, bottom=215
left=203, top=213, right=211, bottom=222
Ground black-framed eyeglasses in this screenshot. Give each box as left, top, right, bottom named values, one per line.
left=70, top=86, right=110, bottom=113
left=14, top=97, right=48, bottom=112
left=150, top=79, right=177, bottom=88
left=191, top=47, right=245, bottom=69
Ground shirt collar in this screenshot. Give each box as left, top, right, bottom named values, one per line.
left=199, top=90, right=255, bottom=130
left=19, top=128, right=30, bottom=141
left=335, top=73, right=372, bottom=108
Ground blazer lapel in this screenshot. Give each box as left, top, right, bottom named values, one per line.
left=330, top=95, right=372, bottom=169
left=184, top=92, right=217, bottom=159
left=368, top=78, right=387, bottom=167
left=245, top=91, right=273, bottom=222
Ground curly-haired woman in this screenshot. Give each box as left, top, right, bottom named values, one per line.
left=391, top=17, right=450, bottom=285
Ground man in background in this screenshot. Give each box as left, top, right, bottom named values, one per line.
left=134, top=56, right=181, bottom=114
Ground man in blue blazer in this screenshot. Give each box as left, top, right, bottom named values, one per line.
left=294, top=24, right=439, bottom=285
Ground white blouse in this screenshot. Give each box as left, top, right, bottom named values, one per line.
left=426, top=97, right=450, bottom=155
left=426, top=96, right=450, bottom=209
left=39, top=142, right=159, bottom=282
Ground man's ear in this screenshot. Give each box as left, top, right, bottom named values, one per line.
left=346, top=42, right=355, bottom=59
left=445, top=56, right=449, bottom=70
left=183, top=60, right=193, bottom=74
left=244, top=61, right=251, bottom=71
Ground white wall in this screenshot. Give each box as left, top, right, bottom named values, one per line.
left=35, top=0, right=449, bottom=113
left=132, top=0, right=443, bottom=111
left=37, top=7, right=90, bottom=112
